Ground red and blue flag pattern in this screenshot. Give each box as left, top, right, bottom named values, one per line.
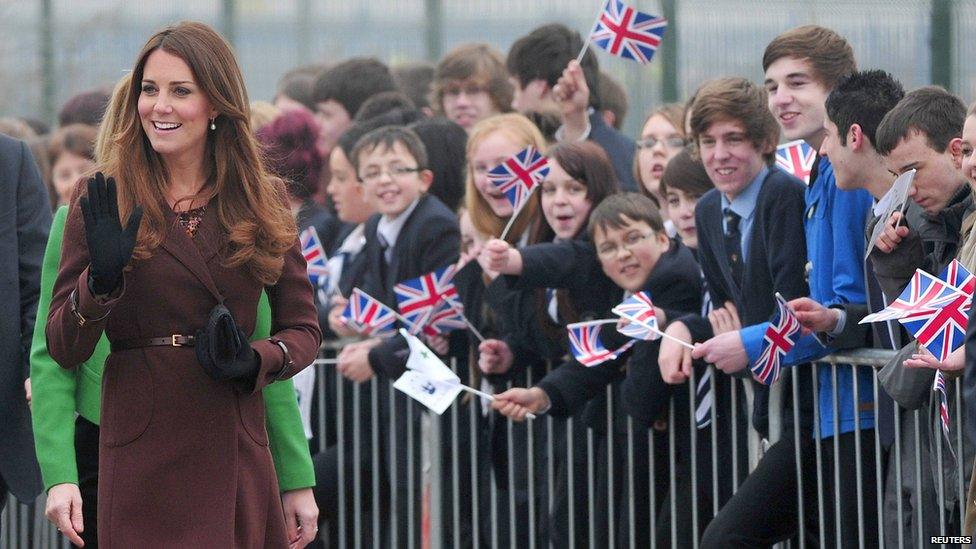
left=341, top=288, right=397, bottom=337
left=588, top=0, right=667, bottom=64
left=567, top=321, right=635, bottom=367
left=300, top=226, right=330, bottom=286
left=612, top=291, right=661, bottom=340
left=487, top=146, right=549, bottom=212
left=899, top=261, right=973, bottom=362
left=394, top=265, right=461, bottom=335
left=775, top=140, right=817, bottom=184
left=752, top=294, right=801, bottom=385
left=861, top=268, right=964, bottom=324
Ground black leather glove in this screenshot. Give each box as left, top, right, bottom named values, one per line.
left=79, top=173, right=143, bottom=295
left=195, top=304, right=261, bottom=383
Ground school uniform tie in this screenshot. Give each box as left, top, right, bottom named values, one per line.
left=723, top=208, right=743, bottom=288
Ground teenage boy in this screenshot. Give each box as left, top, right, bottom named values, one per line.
left=311, top=58, right=398, bottom=156
left=490, top=192, right=702, bottom=546
left=506, top=23, right=637, bottom=191
left=431, top=43, right=512, bottom=132
left=331, top=126, right=460, bottom=547
left=655, top=76, right=811, bottom=547
left=868, top=87, right=973, bottom=543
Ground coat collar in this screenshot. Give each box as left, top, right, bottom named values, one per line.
left=159, top=200, right=224, bottom=302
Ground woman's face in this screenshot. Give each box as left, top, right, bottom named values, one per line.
left=51, top=151, right=94, bottom=207
left=137, top=49, right=216, bottom=166
left=540, top=159, right=591, bottom=240
left=637, top=114, right=684, bottom=199
left=326, top=147, right=373, bottom=224
left=469, top=130, right=525, bottom=217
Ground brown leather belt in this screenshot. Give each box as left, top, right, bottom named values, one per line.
left=111, top=334, right=196, bottom=352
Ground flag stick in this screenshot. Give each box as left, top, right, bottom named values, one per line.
left=444, top=298, right=486, bottom=342
left=620, top=316, right=696, bottom=350
left=499, top=185, right=538, bottom=242
left=576, top=1, right=605, bottom=63
left=567, top=319, right=619, bottom=328
left=457, top=384, right=536, bottom=420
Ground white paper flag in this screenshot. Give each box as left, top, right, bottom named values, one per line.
left=866, top=169, right=915, bottom=259
left=400, top=328, right=460, bottom=383
left=393, top=370, right=463, bottom=415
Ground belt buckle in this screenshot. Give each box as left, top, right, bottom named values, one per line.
left=171, top=335, right=183, bottom=347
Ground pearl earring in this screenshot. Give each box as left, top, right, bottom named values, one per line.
left=209, top=118, right=216, bottom=130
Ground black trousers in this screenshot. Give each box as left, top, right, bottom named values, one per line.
left=700, top=429, right=879, bottom=548
left=75, top=416, right=100, bottom=548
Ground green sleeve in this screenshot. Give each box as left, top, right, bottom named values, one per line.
left=255, top=291, right=316, bottom=491
left=30, top=207, right=81, bottom=491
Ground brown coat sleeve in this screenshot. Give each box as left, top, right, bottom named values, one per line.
left=45, top=182, right=126, bottom=369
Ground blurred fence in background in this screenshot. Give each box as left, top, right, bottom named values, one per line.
left=0, top=0, right=971, bottom=140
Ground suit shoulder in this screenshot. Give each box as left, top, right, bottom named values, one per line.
left=762, top=168, right=806, bottom=194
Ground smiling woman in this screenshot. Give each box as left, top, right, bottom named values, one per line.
left=44, top=21, right=322, bottom=548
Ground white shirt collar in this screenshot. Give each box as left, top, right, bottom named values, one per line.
left=377, top=197, right=421, bottom=250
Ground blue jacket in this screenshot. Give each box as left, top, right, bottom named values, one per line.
left=742, top=157, right=875, bottom=438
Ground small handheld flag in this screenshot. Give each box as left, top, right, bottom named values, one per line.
left=775, top=140, right=817, bottom=184
left=933, top=371, right=955, bottom=457
left=585, top=0, right=667, bottom=64
left=860, top=268, right=964, bottom=324
left=340, top=288, right=397, bottom=337
left=567, top=320, right=636, bottom=367
left=489, top=146, right=549, bottom=240
left=394, top=265, right=460, bottom=334
left=752, top=293, right=801, bottom=385
left=299, top=226, right=330, bottom=285
left=612, top=291, right=659, bottom=339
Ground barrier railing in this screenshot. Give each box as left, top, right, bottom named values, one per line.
left=5, top=347, right=971, bottom=548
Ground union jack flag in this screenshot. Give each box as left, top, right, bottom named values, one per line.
left=588, top=0, right=667, bottom=64
left=299, top=226, right=330, bottom=285
left=487, top=146, right=549, bottom=212
left=420, top=300, right=468, bottom=336
left=340, top=288, right=397, bottom=337
left=567, top=321, right=636, bottom=367
left=612, top=291, right=661, bottom=340
left=939, top=259, right=976, bottom=295
left=752, top=294, right=801, bottom=385
left=394, top=265, right=461, bottom=334
left=860, top=269, right=964, bottom=324
left=775, top=140, right=817, bottom=184
left=933, top=371, right=955, bottom=456
left=899, top=286, right=969, bottom=362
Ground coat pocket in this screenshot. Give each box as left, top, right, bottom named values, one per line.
left=100, top=353, right=154, bottom=447
left=238, top=391, right=270, bottom=446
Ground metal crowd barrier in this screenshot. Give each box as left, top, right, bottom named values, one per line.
left=4, top=347, right=972, bottom=548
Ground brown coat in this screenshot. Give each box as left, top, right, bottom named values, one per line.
left=46, top=189, right=321, bottom=548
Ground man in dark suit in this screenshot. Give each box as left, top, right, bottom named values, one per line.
left=506, top=23, right=637, bottom=192
left=0, top=133, right=49, bottom=519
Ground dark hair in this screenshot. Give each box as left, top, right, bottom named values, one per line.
left=432, top=43, right=513, bottom=115
left=523, top=110, right=561, bottom=144
left=275, top=64, right=325, bottom=111
left=336, top=108, right=421, bottom=163
left=350, top=125, right=428, bottom=174
left=690, top=77, right=779, bottom=164
left=355, top=91, right=417, bottom=122
left=659, top=148, right=713, bottom=198
left=825, top=70, right=905, bottom=147
left=875, top=86, right=966, bottom=156
left=58, top=89, right=111, bottom=127
left=256, top=108, right=324, bottom=199
left=587, top=192, right=664, bottom=240
left=409, top=117, right=467, bottom=212
left=599, top=72, right=628, bottom=130
left=20, top=117, right=50, bottom=137
left=312, top=57, right=398, bottom=119
left=48, top=123, right=97, bottom=164
left=506, top=23, right=602, bottom=109
left=762, top=25, right=856, bottom=90
left=392, top=62, right=435, bottom=111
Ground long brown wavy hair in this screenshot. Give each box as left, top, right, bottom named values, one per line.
left=99, top=21, right=295, bottom=285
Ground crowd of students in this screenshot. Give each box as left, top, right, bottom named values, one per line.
left=10, top=17, right=976, bottom=548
